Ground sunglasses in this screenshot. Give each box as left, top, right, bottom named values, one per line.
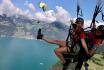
left=96, top=35, right=104, bottom=39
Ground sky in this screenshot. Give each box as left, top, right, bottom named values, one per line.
left=0, top=0, right=104, bottom=27
left=7, top=0, right=99, bottom=19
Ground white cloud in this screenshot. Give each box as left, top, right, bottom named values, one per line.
left=0, top=0, right=71, bottom=25
left=35, top=6, right=104, bottom=27
left=35, top=10, right=56, bottom=22
left=55, top=6, right=71, bottom=25
left=0, top=0, right=103, bottom=27
left=84, top=20, right=92, bottom=28
left=82, top=20, right=104, bottom=28
left=24, top=9, right=30, bottom=14
left=28, top=3, right=35, bottom=12
left=0, top=0, right=24, bottom=16
left=35, top=6, right=71, bottom=25
left=0, top=0, right=34, bottom=19
left=24, top=1, right=35, bottom=12
left=24, top=9, right=33, bottom=19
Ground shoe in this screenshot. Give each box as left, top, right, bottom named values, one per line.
left=62, top=62, right=70, bottom=70
left=84, top=63, right=89, bottom=70
left=84, top=62, right=89, bottom=67
left=37, top=28, right=43, bottom=39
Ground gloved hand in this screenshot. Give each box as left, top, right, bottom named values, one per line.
left=37, top=29, right=43, bottom=39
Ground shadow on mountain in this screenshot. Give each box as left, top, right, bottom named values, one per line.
left=51, top=21, right=69, bottom=30
left=0, top=14, right=16, bottom=37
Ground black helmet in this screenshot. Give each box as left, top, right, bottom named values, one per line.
left=75, top=17, right=84, bottom=23
left=97, top=25, right=104, bottom=33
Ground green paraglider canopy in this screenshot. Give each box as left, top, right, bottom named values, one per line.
left=39, top=2, right=47, bottom=12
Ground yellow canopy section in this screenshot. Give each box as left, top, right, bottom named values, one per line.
left=39, top=2, right=47, bottom=11
left=39, top=2, right=46, bottom=8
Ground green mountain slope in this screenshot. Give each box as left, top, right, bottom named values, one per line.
left=49, top=54, right=104, bottom=70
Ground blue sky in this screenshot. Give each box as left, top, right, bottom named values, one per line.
left=0, top=0, right=104, bottom=25
left=10, top=0, right=99, bottom=20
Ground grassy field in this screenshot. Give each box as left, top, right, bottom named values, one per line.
left=82, top=54, right=104, bottom=70
left=49, top=54, right=104, bottom=70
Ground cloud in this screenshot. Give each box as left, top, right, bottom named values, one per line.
left=28, top=3, right=35, bottom=12
left=55, top=6, right=71, bottom=25
left=0, top=0, right=34, bottom=18
left=0, top=0, right=72, bottom=25
left=0, top=0, right=103, bottom=27
left=35, top=6, right=71, bottom=25
left=0, top=0, right=24, bottom=16
left=83, top=20, right=91, bottom=28
left=0, top=0, right=71, bottom=25
left=81, top=20, right=104, bottom=28
left=24, top=1, right=35, bottom=12
left=35, top=10, right=56, bottom=22
left=35, top=5, right=104, bottom=28
left=24, top=9, right=33, bottom=18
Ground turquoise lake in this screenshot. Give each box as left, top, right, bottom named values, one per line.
left=0, top=37, right=58, bottom=70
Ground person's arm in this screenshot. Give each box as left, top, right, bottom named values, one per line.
left=81, top=39, right=89, bottom=54
left=42, top=36, right=66, bottom=46
left=80, top=32, right=89, bottom=54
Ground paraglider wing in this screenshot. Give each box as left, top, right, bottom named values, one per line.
left=77, top=1, right=80, bottom=17
left=77, top=0, right=83, bottom=17
left=80, top=9, right=83, bottom=17
left=90, top=0, right=103, bottom=27
left=102, top=13, right=104, bottom=21
left=39, top=2, right=47, bottom=12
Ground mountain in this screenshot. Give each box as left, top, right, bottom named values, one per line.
left=51, top=21, right=69, bottom=30
left=0, top=14, right=69, bottom=40
left=0, top=14, right=16, bottom=36
left=0, top=14, right=104, bottom=52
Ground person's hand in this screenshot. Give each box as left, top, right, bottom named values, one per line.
left=87, top=53, right=92, bottom=59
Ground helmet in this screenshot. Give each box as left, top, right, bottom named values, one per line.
left=97, top=25, right=104, bottom=33
left=75, top=17, right=84, bottom=23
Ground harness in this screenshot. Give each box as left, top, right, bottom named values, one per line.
left=64, top=24, right=96, bottom=62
